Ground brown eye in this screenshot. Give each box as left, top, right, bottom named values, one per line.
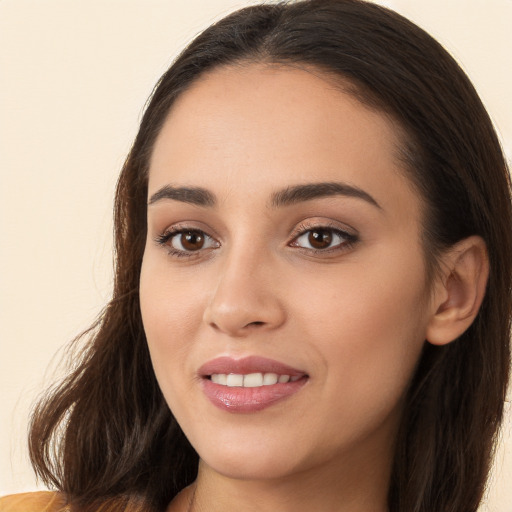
left=176, top=230, right=205, bottom=251
left=308, top=229, right=333, bottom=249
left=292, top=226, right=356, bottom=252
left=155, top=227, right=219, bottom=257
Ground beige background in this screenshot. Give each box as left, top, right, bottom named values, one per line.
left=1, top=0, right=511, bottom=509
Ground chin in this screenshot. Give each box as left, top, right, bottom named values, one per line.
left=190, top=431, right=310, bottom=481
left=200, top=450, right=302, bottom=481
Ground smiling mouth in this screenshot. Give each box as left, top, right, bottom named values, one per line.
left=199, top=356, right=309, bottom=412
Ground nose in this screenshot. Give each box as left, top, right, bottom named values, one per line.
left=202, top=248, right=286, bottom=337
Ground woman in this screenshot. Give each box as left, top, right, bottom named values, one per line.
left=2, top=0, right=511, bottom=511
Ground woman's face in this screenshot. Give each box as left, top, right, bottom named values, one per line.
left=140, top=64, right=434, bottom=482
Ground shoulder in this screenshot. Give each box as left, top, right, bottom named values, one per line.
left=0, top=492, right=68, bottom=512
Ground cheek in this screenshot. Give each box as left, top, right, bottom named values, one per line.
left=322, top=292, right=425, bottom=406
left=139, top=256, right=206, bottom=393
left=294, top=251, right=429, bottom=431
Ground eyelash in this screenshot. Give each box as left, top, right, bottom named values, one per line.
left=154, top=222, right=358, bottom=258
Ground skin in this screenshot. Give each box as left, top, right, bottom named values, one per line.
left=139, top=64, right=485, bottom=512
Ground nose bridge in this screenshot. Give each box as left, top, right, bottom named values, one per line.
left=203, top=238, right=285, bottom=336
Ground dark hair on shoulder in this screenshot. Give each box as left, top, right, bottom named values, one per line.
left=29, top=1, right=512, bottom=511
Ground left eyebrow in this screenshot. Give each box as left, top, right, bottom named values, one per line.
left=270, top=182, right=381, bottom=209
left=148, top=185, right=216, bottom=207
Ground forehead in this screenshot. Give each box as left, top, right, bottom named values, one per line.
left=148, top=64, right=419, bottom=219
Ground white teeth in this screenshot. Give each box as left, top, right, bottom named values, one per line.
left=244, top=373, right=263, bottom=387
left=263, top=373, right=278, bottom=385
left=211, top=374, right=227, bottom=385
left=226, top=374, right=244, bottom=387
left=210, top=372, right=299, bottom=387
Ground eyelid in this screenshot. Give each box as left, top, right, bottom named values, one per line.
left=290, top=219, right=358, bottom=239
left=153, top=220, right=221, bottom=243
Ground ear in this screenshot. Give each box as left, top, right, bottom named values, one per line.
left=426, top=236, right=489, bottom=346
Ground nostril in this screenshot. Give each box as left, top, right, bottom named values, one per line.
left=247, top=321, right=264, bottom=327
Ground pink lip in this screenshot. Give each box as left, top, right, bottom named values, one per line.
left=199, top=356, right=308, bottom=413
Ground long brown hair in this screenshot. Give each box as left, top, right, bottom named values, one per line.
left=29, top=1, right=512, bottom=511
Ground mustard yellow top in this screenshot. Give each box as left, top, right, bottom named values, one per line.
left=0, top=492, right=68, bottom=512
left=0, top=492, right=152, bottom=512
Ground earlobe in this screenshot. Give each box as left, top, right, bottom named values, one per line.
left=426, top=236, right=489, bottom=346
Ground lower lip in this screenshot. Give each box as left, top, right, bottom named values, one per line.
left=202, top=377, right=308, bottom=413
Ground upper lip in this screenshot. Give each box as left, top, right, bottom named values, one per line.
left=198, top=356, right=307, bottom=378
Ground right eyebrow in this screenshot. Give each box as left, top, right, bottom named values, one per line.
left=148, top=185, right=216, bottom=207
left=269, top=181, right=381, bottom=209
